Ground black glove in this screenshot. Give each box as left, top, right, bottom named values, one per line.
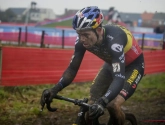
left=89, top=97, right=106, bottom=119
left=40, top=84, right=62, bottom=110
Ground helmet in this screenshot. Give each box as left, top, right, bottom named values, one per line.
left=72, top=6, right=104, bottom=31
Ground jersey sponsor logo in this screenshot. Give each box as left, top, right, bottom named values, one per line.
left=111, top=43, right=123, bottom=52
left=132, top=83, right=137, bottom=89
left=59, top=77, right=63, bottom=83
left=70, top=55, right=75, bottom=63
left=105, top=90, right=112, bottom=97
left=112, top=63, right=120, bottom=72
left=135, top=74, right=141, bottom=84
left=78, top=112, right=83, bottom=116
left=115, top=73, right=125, bottom=79
left=119, top=53, right=125, bottom=63
left=127, top=69, right=139, bottom=85
left=131, top=45, right=139, bottom=55
left=107, top=35, right=114, bottom=41
left=142, top=63, right=144, bottom=68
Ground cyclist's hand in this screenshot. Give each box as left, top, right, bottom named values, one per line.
left=89, top=103, right=104, bottom=119
left=40, top=84, right=62, bottom=111
left=40, top=89, right=50, bottom=111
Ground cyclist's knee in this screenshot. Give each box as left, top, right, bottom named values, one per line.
left=106, top=95, right=125, bottom=118
left=107, top=95, right=125, bottom=110
left=106, top=95, right=126, bottom=125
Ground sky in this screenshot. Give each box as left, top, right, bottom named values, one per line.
left=0, top=0, right=165, bottom=15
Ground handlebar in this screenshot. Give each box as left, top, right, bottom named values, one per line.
left=42, top=95, right=90, bottom=112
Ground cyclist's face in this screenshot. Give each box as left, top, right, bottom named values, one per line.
left=76, top=30, right=97, bottom=48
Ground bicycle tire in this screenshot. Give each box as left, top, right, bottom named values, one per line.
left=125, top=113, right=137, bottom=125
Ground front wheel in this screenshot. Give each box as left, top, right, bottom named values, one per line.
left=125, top=113, right=137, bottom=125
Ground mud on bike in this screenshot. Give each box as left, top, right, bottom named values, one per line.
left=41, top=94, right=137, bottom=125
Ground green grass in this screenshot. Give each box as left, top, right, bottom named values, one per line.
left=0, top=73, right=165, bottom=124
left=126, top=73, right=165, bottom=103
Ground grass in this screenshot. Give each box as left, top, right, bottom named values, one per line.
left=128, top=73, right=165, bottom=102
left=0, top=73, right=165, bottom=124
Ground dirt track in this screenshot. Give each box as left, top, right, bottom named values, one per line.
left=14, top=97, right=165, bottom=125
left=1, top=76, right=165, bottom=125
left=0, top=96, right=164, bottom=125
left=44, top=97, right=165, bottom=125
left=123, top=97, right=165, bottom=125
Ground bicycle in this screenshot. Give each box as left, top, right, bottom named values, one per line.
left=41, top=94, right=137, bottom=125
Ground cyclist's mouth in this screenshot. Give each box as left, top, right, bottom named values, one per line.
left=83, top=43, right=90, bottom=48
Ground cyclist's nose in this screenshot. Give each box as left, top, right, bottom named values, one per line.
left=79, top=36, right=86, bottom=43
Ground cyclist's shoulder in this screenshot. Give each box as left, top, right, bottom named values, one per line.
left=104, top=24, right=132, bottom=33
left=103, top=23, right=121, bottom=31
left=103, top=23, right=127, bottom=30
left=103, top=24, right=128, bottom=37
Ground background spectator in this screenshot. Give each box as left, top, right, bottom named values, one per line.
left=107, top=7, right=121, bottom=24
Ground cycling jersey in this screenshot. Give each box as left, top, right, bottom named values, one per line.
left=85, top=24, right=142, bottom=66
left=57, top=24, right=143, bottom=103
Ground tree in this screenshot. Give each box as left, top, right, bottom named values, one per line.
left=0, top=10, right=8, bottom=22
left=0, top=9, right=16, bottom=22
left=5, top=9, right=16, bottom=22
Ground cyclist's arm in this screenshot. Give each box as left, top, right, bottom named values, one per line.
left=57, top=38, right=86, bottom=89
left=103, top=33, right=127, bottom=103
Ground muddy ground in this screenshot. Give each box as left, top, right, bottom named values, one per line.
left=1, top=96, right=164, bottom=125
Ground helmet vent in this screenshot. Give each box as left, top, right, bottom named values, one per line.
left=80, top=8, right=85, bottom=12
left=88, top=15, right=94, bottom=19
left=91, top=22, right=96, bottom=26
left=84, top=9, right=90, bottom=13
left=74, top=16, right=78, bottom=24
left=78, top=18, right=84, bottom=27
left=82, top=22, right=89, bottom=28
left=93, top=9, right=99, bottom=12
left=95, top=14, right=99, bottom=18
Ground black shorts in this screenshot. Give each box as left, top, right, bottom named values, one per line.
left=90, top=53, right=144, bottom=101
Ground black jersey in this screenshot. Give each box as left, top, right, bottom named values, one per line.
left=57, top=24, right=142, bottom=96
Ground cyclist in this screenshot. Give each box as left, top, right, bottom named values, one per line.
left=40, top=6, right=145, bottom=125
left=107, top=7, right=121, bottom=24
left=107, top=7, right=127, bottom=27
